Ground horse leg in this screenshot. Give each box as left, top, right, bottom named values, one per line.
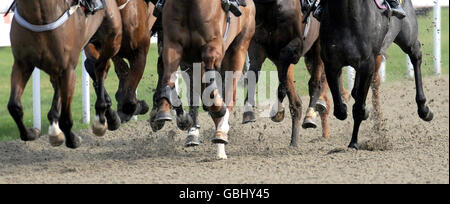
left=243, top=41, right=266, bottom=124
left=7, top=62, right=40, bottom=141
left=183, top=64, right=201, bottom=147
left=324, top=62, right=347, bottom=121
left=47, top=77, right=64, bottom=147
left=59, top=69, right=82, bottom=149
left=280, top=64, right=303, bottom=147
left=154, top=41, right=190, bottom=130
left=149, top=54, right=166, bottom=132
left=348, top=59, right=374, bottom=149
left=278, top=38, right=303, bottom=147
left=210, top=41, right=248, bottom=159
left=371, top=55, right=383, bottom=129
left=303, top=40, right=324, bottom=130
left=318, top=80, right=331, bottom=138
left=396, top=39, right=433, bottom=121
left=85, top=44, right=121, bottom=135
left=112, top=56, right=132, bottom=122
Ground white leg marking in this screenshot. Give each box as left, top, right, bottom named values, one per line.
left=188, top=127, right=200, bottom=137
left=217, top=109, right=230, bottom=133
left=48, top=122, right=62, bottom=137
left=216, top=144, right=228, bottom=160
left=270, top=100, right=283, bottom=118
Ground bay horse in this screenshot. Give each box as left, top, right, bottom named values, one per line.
left=8, top=0, right=122, bottom=148
left=150, top=0, right=256, bottom=159
left=242, top=0, right=350, bottom=144
left=84, top=0, right=157, bottom=133
left=320, top=0, right=433, bottom=149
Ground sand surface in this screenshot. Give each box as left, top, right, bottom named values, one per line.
left=0, top=76, right=448, bottom=184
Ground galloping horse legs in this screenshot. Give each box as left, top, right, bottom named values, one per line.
left=84, top=44, right=122, bottom=136
left=47, top=76, right=63, bottom=146
left=348, top=58, right=374, bottom=149
left=242, top=41, right=267, bottom=124
left=371, top=55, right=383, bottom=129
left=397, top=39, right=434, bottom=121
left=153, top=41, right=193, bottom=131
left=303, top=40, right=325, bottom=131
left=278, top=38, right=303, bottom=147
left=58, top=68, right=82, bottom=149
left=324, top=62, right=347, bottom=121
left=7, top=62, right=40, bottom=141
left=113, top=48, right=150, bottom=123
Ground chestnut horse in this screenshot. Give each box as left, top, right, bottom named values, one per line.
left=8, top=0, right=122, bottom=148
left=84, top=0, right=157, bottom=135
left=320, top=0, right=433, bottom=149
left=242, top=0, right=350, bottom=145
left=150, top=0, right=256, bottom=159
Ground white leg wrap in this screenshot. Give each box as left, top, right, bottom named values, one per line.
left=217, top=109, right=230, bottom=134
left=216, top=144, right=228, bottom=160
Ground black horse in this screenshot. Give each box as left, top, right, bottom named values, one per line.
left=319, top=0, right=434, bottom=149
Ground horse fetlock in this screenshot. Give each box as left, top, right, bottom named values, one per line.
left=137, top=100, right=150, bottom=115
left=334, top=103, right=348, bottom=121
left=105, top=109, right=121, bottom=131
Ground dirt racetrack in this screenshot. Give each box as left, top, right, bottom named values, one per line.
left=0, top=76, right=448, bottom=184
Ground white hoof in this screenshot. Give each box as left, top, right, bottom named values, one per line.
left=92, top=115, right=108, bottom=137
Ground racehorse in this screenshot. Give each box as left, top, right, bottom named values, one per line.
left=84, top=0, right=157, bottom=133
left=150, top=0, right=256, bottom=159
left=8, top=0, right=122, bottom=148
left=242, top=0, right=350, bottom=143
left=320, top=0, right=434, bottom=149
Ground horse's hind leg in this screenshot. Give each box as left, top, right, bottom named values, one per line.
left=243, top=41, right=266, bottom=124
left=58, top=69, right=82, bottom=149
left=7, top=62, right=40, bottom=141
left=348, top=58, right=375, bottom=149
left=84, top=44, right=122, bottom=136
left=183, top=63, right=201, bottom=147
left=371, top=55, right=383, bottom=129
left=396, top=38, right=433, bottom=121
left=303, top=40, right=325, bottom=130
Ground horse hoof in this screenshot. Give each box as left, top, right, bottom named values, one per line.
left=149, top=109, right=165, bottom=132
left=334, top=104, right=348, bottom=121
left=185, top=136, right=200, bottom=147
left=106, top=110, right=121, bottom=131
left=22, top=128, right=41, bottom=141
left=137, top=100, right=150, bottom=115
left=348, top=142, right=358, bottom=150
left=242, top=111, right=257, bottom=124
left=212, top=131, right=229, bottom=144
left=118, top=111, right=132, bottom=124
left=302, top=117, right=318, bottom=129
left=177, top=112, right=194, bottom=131
left=316, top=100, right=328, bottom=114
left=66, top=132, right=82, bottom=149
left=49, top=133, right=65, bottom=147
left=420, top=106, right=434, bottom=122
left=155, top=110, right=172, bottom=122
left=270, top=108, right=285, bottom=123
left=92, top=116, right=108, bottom=137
